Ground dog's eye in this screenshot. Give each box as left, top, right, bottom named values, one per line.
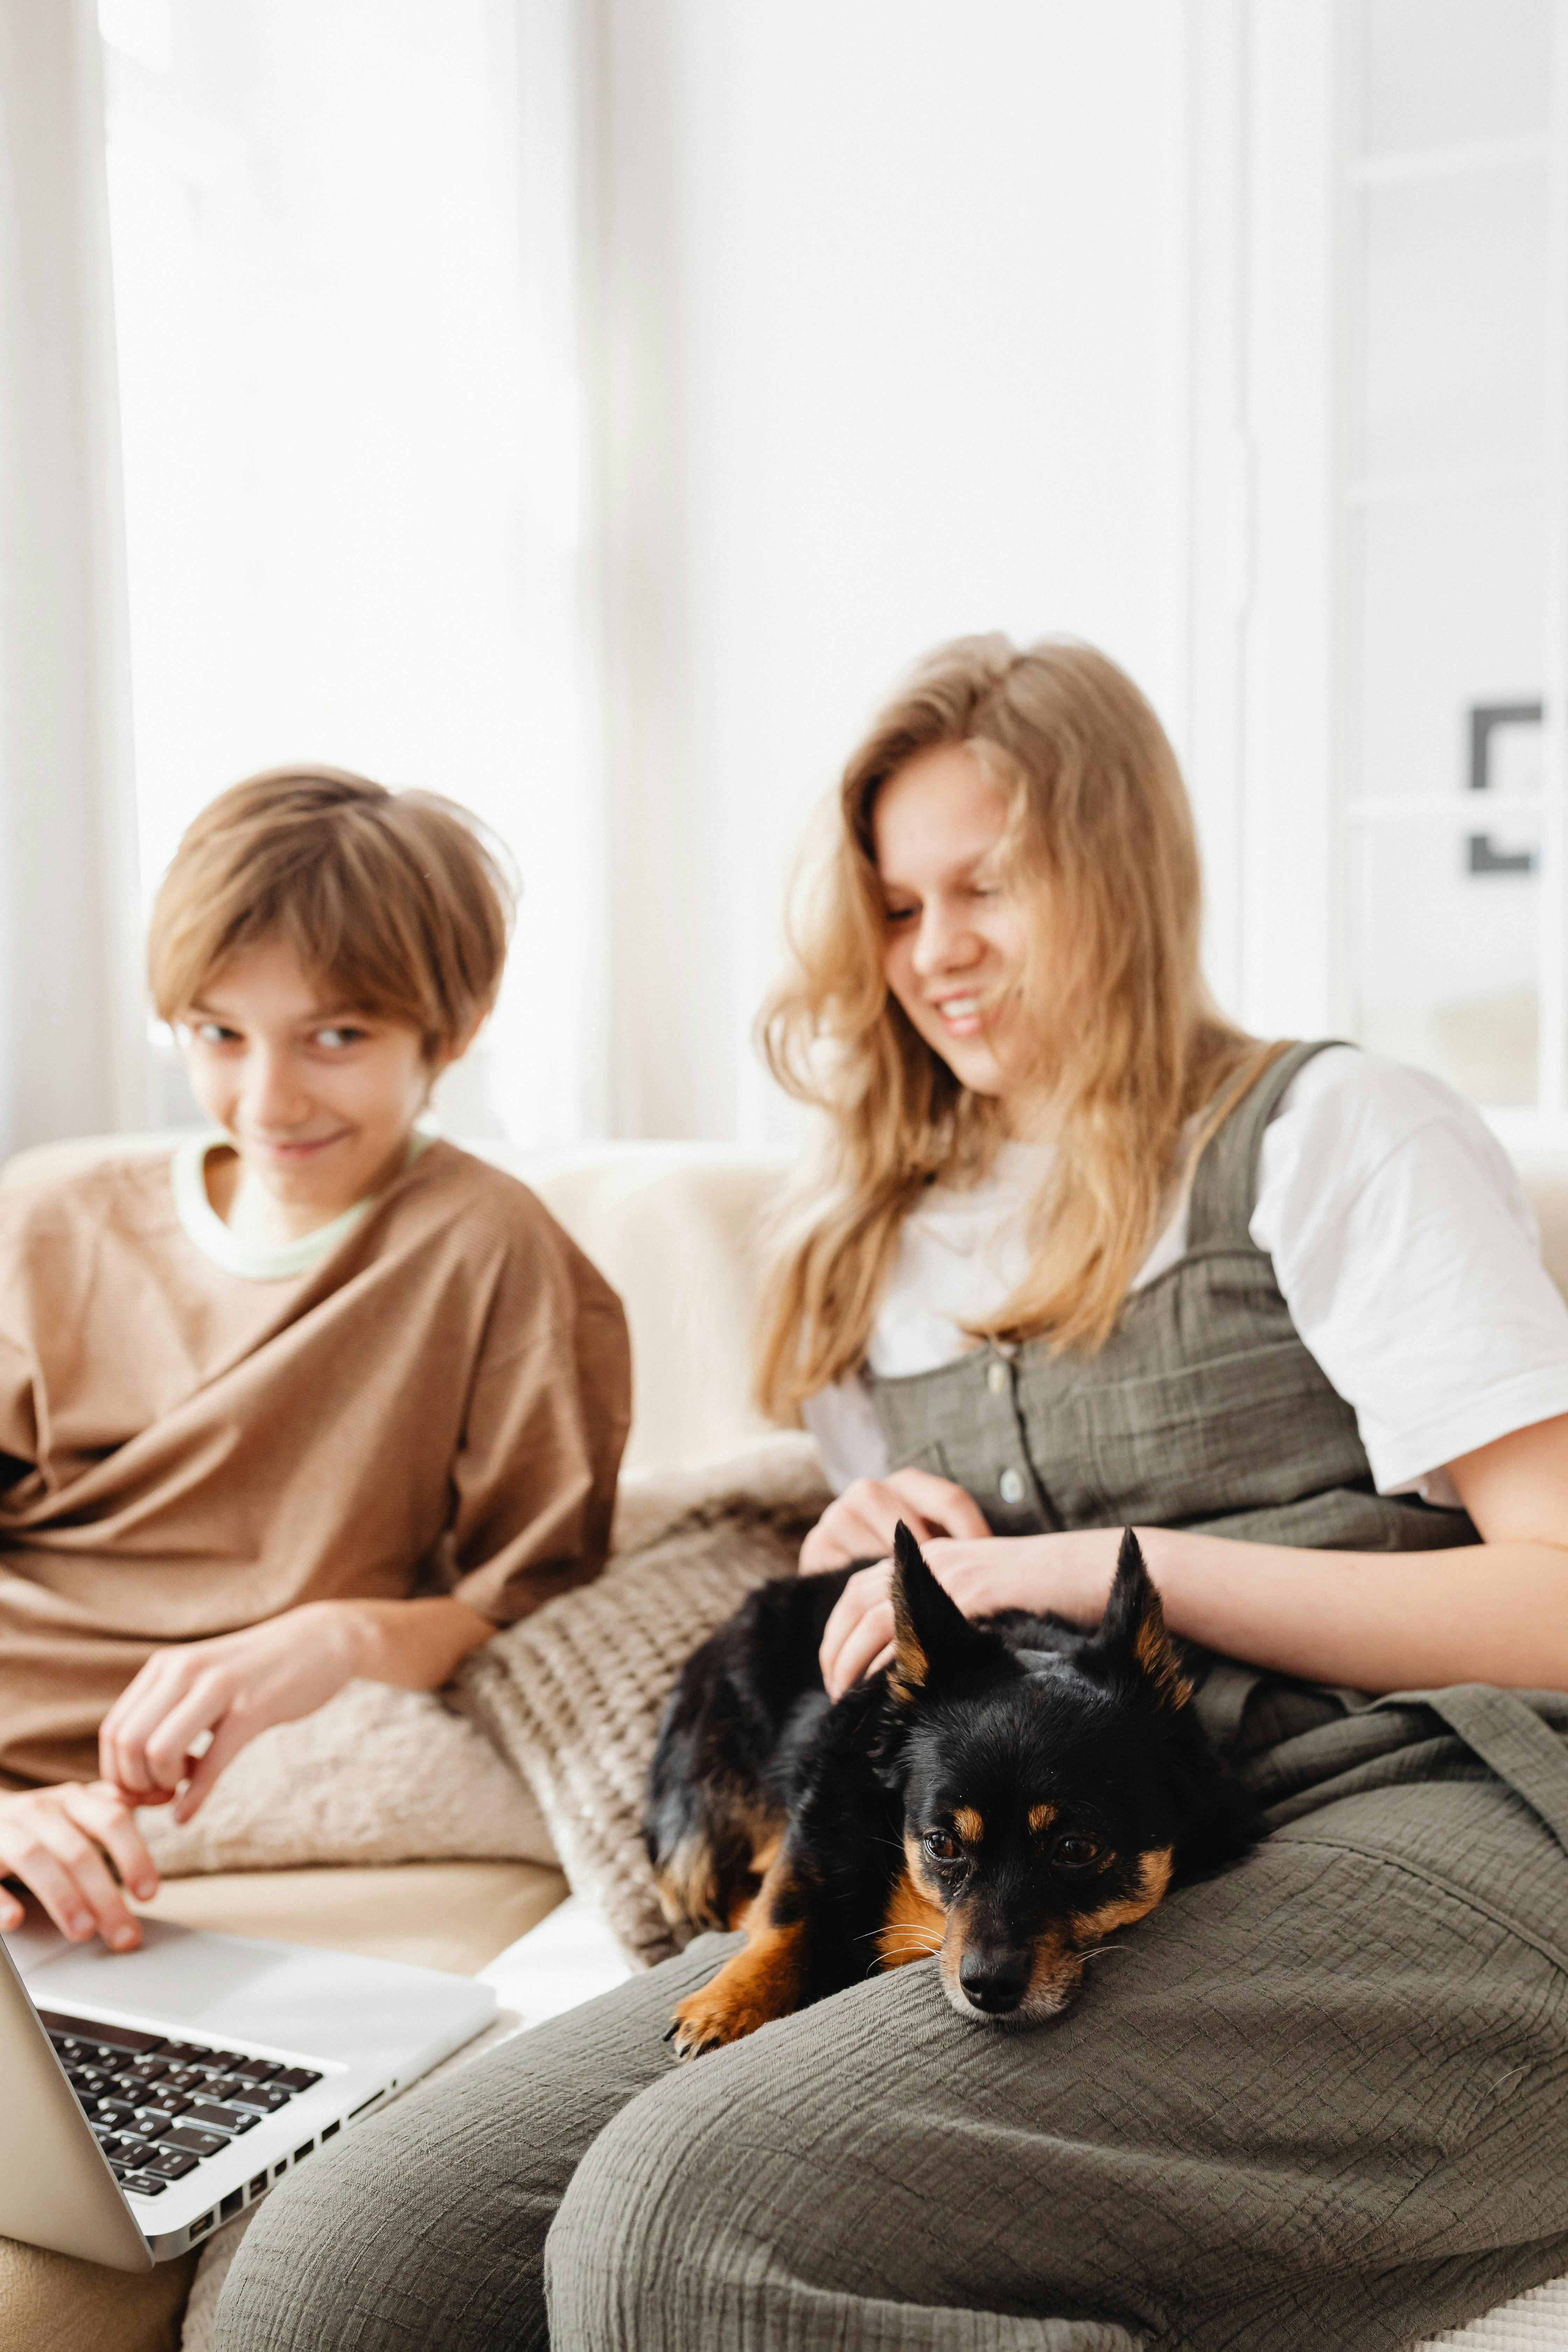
left=1051, top=1835, right=1103, bottom=1874
left=923, top=1830, right=962, bottom=1864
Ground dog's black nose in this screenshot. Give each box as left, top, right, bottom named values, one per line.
left=958, top=1950, right=1030, bottom=2013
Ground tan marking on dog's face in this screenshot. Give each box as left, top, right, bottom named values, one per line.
left=903, top=1829, right=947, bottom=1899
left=1021, top=1924, right=1084, bottom=2017
left=1027, top=1801, right=1056, bottom=1835
left=668, top=1855, right=808, bottom=2057
left=875, top=1862, right=947, bottom=1971
left=953, top=1804, right=983, bottom=1845
left=934, top=1848, right=1176, bottom=2029
left=1068, top=1846, right=1174, bottom=1942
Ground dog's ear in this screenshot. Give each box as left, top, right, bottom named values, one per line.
left=1090, top=1529, right=1191, bottom=1713
left=887, top=1519, right=1003, bottom=1707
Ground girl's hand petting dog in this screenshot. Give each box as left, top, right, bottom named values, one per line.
left=799, top=1467, right=992, bottom=1573
left=0, top=1780, right=160, bottom=1951
left=814, top=1522, right=1122, bottom=1701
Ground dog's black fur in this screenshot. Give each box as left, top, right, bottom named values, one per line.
left=645, top=1522, right=1256, bottom=2055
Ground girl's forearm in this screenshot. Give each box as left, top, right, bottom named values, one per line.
left=1135, top=1528, right=1568, bottom=1694
left=334, top=1595, right=496, bottom=1690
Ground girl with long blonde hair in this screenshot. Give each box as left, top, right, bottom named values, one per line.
left=755, top=633, right=1568, bottom=1708
left=757, top=631, right=1269, bottom=1400
left=221, top=638, right=1568, bottom=2352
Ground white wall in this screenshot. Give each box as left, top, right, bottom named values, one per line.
left=589, top=0, right=1189, bottom=1142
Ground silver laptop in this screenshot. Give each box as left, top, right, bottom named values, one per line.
left=0, top=1906, right=495, bottom=2268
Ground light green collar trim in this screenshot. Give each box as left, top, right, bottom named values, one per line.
left=171, top=1131, right=433, bottom=1283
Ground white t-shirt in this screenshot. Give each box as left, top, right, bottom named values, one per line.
left=170, top=1130, right=434, bottom=1281
left=800, top=1048, right=1568, bottom=1508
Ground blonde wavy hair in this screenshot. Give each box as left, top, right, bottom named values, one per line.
left=755, top=635, right=1274, bottom=1415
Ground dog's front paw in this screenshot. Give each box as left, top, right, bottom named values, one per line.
left=663, top=1923, right=805, bottom=2059
left=664, top=1980, right=746, bottom=2059
left=663, top=1969, right=781, bottom=2059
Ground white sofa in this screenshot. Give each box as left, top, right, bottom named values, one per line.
left=3, top=1130, right=1567, bottom=2352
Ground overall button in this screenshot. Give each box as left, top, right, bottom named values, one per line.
left=998, top=1468, right=1026, bottom=1505
left=986, top=1359, right=1009, bottom=1396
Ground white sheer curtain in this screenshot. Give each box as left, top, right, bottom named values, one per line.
left=97, top=0, right=607, bottom=1148
left=0, top=0, right=146, bottom=1156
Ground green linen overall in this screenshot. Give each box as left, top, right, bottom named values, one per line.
left=216, top=1046, right=1568, bottom=2352
left=869, top=1041, right=1475, bottom=1556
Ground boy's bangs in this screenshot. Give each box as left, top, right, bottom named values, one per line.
left=149, top=770, right=514, bottom=1050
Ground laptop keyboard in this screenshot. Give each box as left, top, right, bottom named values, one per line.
left=40, top=2007, right=323, bottom=2201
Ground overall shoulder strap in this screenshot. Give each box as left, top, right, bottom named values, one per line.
left=1185, top=1039, right=1349, bottom=1252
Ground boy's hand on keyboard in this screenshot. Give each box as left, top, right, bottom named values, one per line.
left=0, top=1782, right=161, bottom=1951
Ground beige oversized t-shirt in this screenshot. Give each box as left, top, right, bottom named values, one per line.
left=0, top=1138, right=631, bottom=1787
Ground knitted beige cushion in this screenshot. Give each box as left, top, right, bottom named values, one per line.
left=138, top=1680, right=557, bottom=1876
left=458, top=1435, right=831, bottom=1964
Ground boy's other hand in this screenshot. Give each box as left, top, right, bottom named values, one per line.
left=0, top=1781, right=160, bottom=1950
left=97, top=1603, right=366, bottom=1825
left=96, top=1595, right=493, bottom=1824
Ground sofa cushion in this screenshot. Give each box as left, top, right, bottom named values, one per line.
left=459, top=1434, right=832, bottom=1962
left=514, top=1142, right=788, bottom=1469
left=137, top=1679, right=557, bottom=1878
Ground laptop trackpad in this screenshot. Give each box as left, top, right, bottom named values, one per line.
left=13, top=1917, right=493, bottom=2067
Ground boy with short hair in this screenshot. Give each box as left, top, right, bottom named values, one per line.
left=0, top=767, right=630, bottom=1953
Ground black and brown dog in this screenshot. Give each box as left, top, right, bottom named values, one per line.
left=645, top=1521, right=1255, bottom=2056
